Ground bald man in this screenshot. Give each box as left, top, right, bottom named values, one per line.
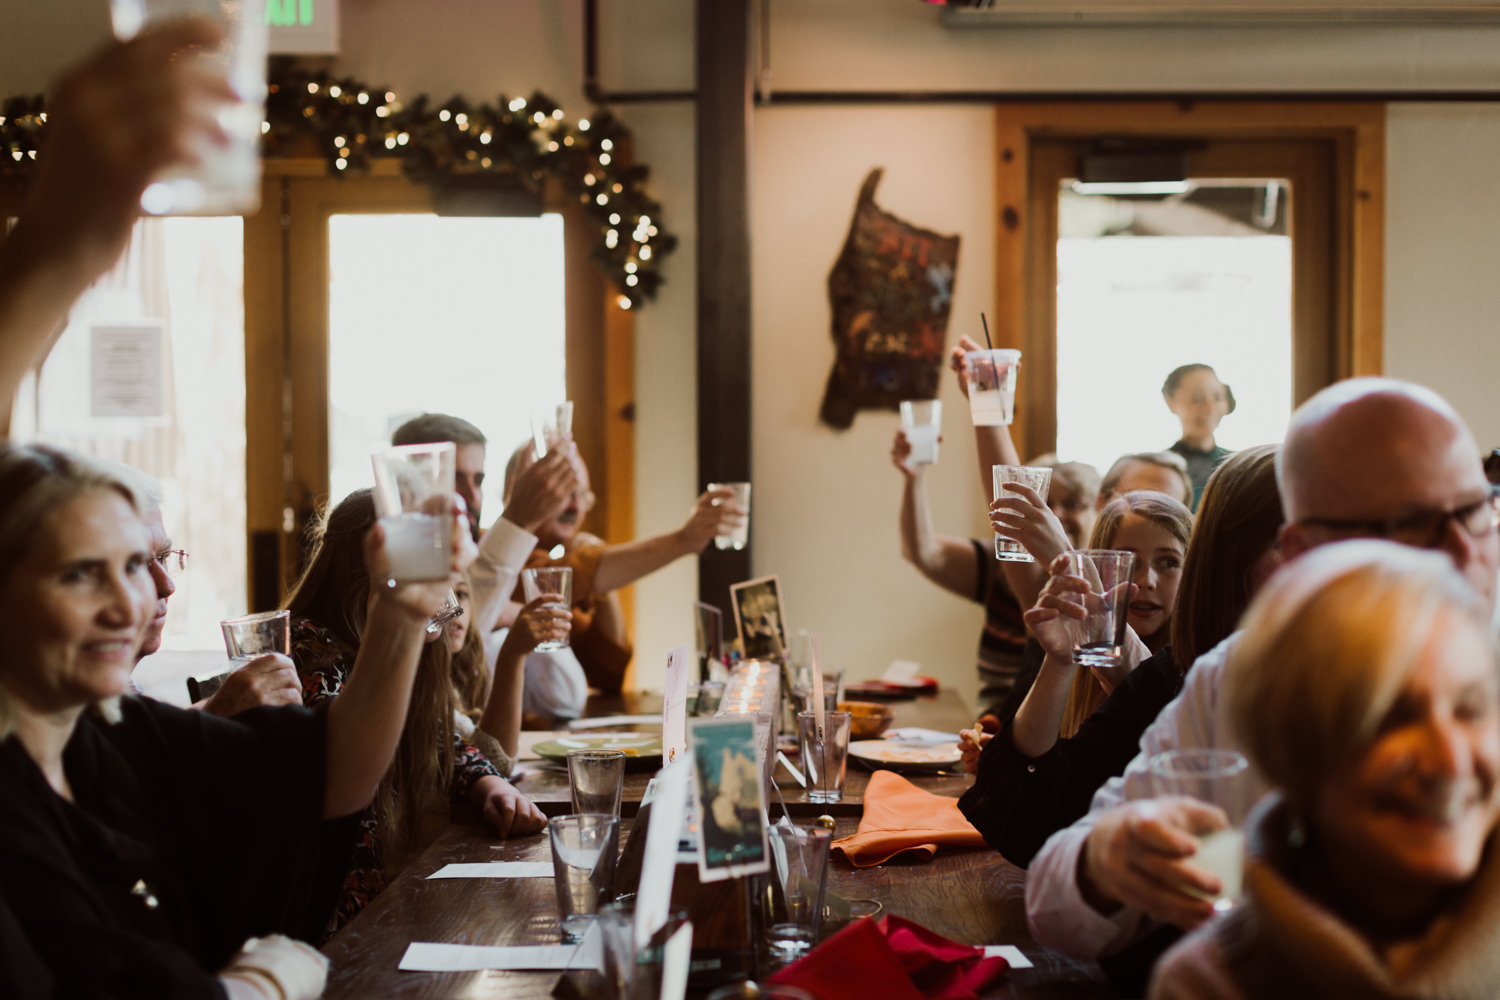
left=1025, top=378, right=1500, bottom=988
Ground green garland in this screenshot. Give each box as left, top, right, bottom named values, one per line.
left=0, top=65, right=675, bottom=308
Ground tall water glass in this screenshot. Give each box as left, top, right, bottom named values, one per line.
left=549, top=814, right=620, bottom=943
left=796, top=710, right=851, bottom=805
left=521, top=566, right=573, bottom=650
left=764, top=824, right=832, bottom=963
left=962, top=349, right=1021, bottom=426
left=370, top=442, right=456, bottom=583
left=109, top=0, right=269, bottom=215
left=1148, top=749, right=1255, bottom=913
left=899, top=399, right=942, bottom=465
left=1063, top=549, right=1136, bottom=668
left=567, top=749, right=627, bottom=818
left=706, top=481, right=751, bottom=551
left=992, top=465, right=1053, bottom=562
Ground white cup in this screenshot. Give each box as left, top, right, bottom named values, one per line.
left=899, top=399, right=942, bottom=465
left=369, top=443, right=456, bottom=583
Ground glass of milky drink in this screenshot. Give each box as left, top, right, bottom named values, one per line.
left=962, top=349, right=1021, bottom=426
left=369, top=442, right=457, bottom=583
left=899, top=399, right=943, bottom=465
left=1148, top=749, right=1255, bottom=913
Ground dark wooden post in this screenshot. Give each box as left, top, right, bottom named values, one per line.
left=696, top=0, right=754, bottom=618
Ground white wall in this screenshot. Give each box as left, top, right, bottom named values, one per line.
left=8, top=1, right=1500, bottom=704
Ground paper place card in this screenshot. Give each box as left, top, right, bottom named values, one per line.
left=882, top=659, right=922, bottom=684
left=660, top=923, right=693, bottom=1000
left=982, top=945, right=1033, bottom=969
left=427, top=863, right=553, bottom=879
left=637, top=759, right=691, bottom=948
left=399, top=933, right=602, bottom=972
left=663, top=644, right=691, bottom=765
left=776, top=750, right=806, bottom=787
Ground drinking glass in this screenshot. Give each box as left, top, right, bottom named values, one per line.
left=532, top=401, right=575, bottom=459
left=109, top=0, right=269, bottom=215
left=899, top=399, right=942, bottom=465
left=549, top=814, right=620, bottom=942
left=425, top=588, right=464, bottom=637
left=763, top=824, right=832, bottom=962
left=962, top=348, right=1021, bottom=426
left=992, top=465, right=1053, bottom=562
left=1062, top=549, right=1136, bottom=667
left=796, top=710, right=851, bottom=805
left=567, top=749, right=627, bottom=818
left=521, top=566, right=573, bottom=650
left=369, top=442, right=456, bottom=583
left=706, top=481, right=751, bottom=551
left=220, top=609, right=290, bottom=663
left=1148, top=749, right=1255, bottom=912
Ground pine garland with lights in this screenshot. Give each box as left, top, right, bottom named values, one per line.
left=0, top=66, right=674, bottom=308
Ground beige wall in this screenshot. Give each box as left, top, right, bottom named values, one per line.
left=7, top=1, right=1500, bottom=704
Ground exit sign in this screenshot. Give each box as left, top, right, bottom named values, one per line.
left=268, top=0, right=339, bottom=54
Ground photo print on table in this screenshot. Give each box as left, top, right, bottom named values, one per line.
left=689, top=716, right=770, bottom=883
left=730, top=575, right=786, bottom=662
left=694, top=601, right=723, bottom=676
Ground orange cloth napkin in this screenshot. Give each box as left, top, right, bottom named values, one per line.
left=830, top=770, right=988, bottom=867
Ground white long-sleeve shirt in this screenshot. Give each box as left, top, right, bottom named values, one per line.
left=1024, top=634, right=1272, bottom=959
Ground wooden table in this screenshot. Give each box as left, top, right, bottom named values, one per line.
left=323, top=690, right=1116, bottom=998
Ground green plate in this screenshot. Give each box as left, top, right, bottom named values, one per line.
left=532, top=732, right=664, bottom=772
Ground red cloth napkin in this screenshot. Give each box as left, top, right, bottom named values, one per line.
left=830, top=770, right=988, bottom=867
left=768, top=915, right=1011, bottom=1000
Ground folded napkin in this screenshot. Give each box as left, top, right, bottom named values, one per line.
left=831, top=770, right=988, bottom=867
left=769, top=915, right=1010, bottom=1000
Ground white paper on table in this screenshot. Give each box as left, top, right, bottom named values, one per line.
left=663, top=644, right=691, bottom=765
left=885, top=727, right=961, bottom=745
left=426, top=863, right=553, bottom=879
left=659, top=923, right=694, bottom=1000
left=567, top=714, right=662, bottom=730
left=882, top=659, right=922, bottom=684
left=398, top=931, right=603, bottom=972
left=637, top=759, right=690, bottom=949
left=982, top=945, right=1033, bottom=969
left=776, top=750, right=806, bottom=787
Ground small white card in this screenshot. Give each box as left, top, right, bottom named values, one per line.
left=663, top=644, right=691, bottom=765
left=636, top=759, right=691, bottom=949
left=882, top=659, right=922, bottom=684
left=398, top=933, right=602, bottom=972
left=660, top=923, right=694, bottom=1000
left=426, top=863, right=552, bottom=879
left=982, top=945, right=1033, bottom=969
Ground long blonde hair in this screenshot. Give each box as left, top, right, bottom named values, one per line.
left=1060, top=490, right=1193, bottom=737
left=283, top=489, right=457, bottom=862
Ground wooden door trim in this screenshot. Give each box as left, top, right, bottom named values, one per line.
left=996, top=102, right=1385, bottom=461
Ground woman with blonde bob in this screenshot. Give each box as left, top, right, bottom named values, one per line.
left=1151, top=540, right=1500, bottom=999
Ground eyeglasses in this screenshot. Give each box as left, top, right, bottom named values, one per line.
left=1298, top=486, right=1500, bottom=549
left=155, top=549, right=189, bottom=577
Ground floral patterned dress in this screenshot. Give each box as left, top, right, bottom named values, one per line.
left=291, top=618, right=499, bottom=936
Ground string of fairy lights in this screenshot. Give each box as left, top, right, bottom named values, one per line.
left=0, top=67, right=675, bottom=309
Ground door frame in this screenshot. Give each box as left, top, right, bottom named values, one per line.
left=994, top=102, right=1385, bottom=461
left=244, top=159, right=636, bottom=610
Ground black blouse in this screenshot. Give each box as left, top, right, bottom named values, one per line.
left=958, top=647, right=1183, bottom=868
left=0, top=696, right=354, bottom=999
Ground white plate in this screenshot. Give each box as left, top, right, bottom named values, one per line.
left=848, top=739, right=962, bottom=772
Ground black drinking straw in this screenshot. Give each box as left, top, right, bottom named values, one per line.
left=980, top=313, right=994, bottom=350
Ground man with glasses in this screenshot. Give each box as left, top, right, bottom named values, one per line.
left=1025, top=378, right=1500, bottom=990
